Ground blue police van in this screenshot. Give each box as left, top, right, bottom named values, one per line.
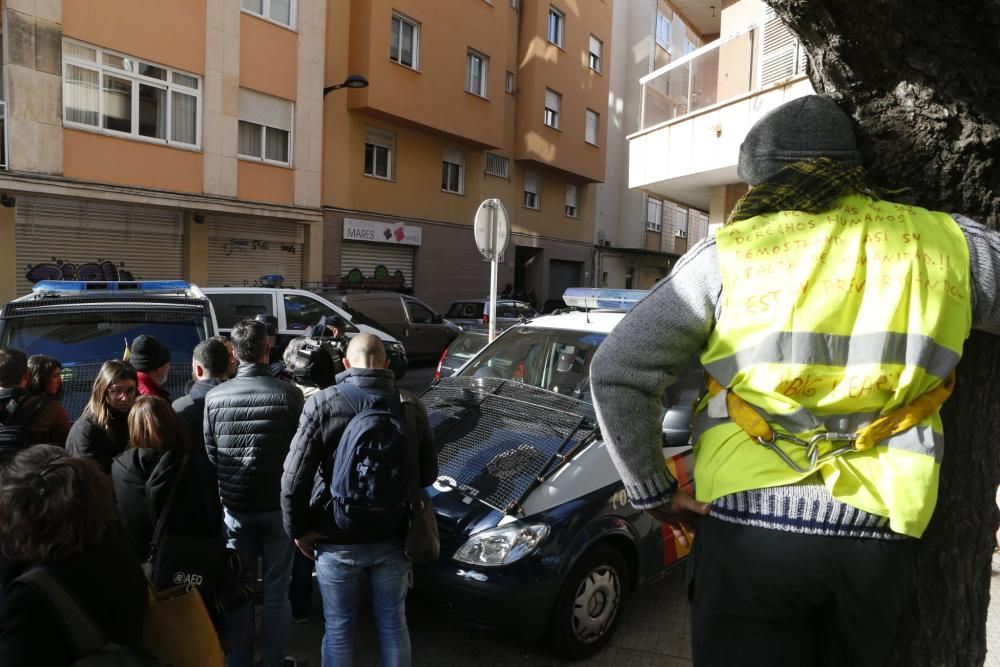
left=414, top=289, right=700, bottom=659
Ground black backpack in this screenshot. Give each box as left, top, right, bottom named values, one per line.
left=330, top=385, right=410, bottom=536
left=0, top=395, right=46, bottom=448
left=15, top=566, right=165, bottom=666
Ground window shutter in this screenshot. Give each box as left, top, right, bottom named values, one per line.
left=545, top=88, right=560, bottom=111
left=589, top=35, right=601, bottom=58
left=443, top=148, right=464, bottom=166
left=524, top=171, right=539, bottom=194
left=239, top=89, right=293, bottom=131
left=565, top=184, right=578, bottom=207
left=365, top=126, right=394, bottom=148
left=760, top=7, right=805, bottom=86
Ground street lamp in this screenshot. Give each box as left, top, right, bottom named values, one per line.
left=323, top=74, right=369, bottom=96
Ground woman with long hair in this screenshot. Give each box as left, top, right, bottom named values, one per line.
left=66, top=360, right=137, bottom=473
left=24, top=355, right=72, bottom=447
left=111, top=396, right=228, bottom=626
left=0, top=446, right=147, bottom=665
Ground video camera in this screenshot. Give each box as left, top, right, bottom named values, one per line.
left=284, top=315, right=348, bottom=389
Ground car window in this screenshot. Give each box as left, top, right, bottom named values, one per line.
left=516, top=303, right=538, bottom=318
left=208, top=293, right=272, bottom=329
left=3, top=317, right=205, bottom=366
left=406, top=301, right=437, bottom=324
left=496, top=303, right=518, bottom=319
left=459, top=326, right=606, bottom=399
left=448, top=332, right=489, bottom=358
left=446, top=302, right=483, bottom=319
left=283, top=294, right=358, bottom=333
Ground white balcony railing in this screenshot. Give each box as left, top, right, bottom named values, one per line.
left=639, top=14, right=806, bottom=132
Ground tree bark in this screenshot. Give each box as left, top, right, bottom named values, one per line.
left=766, top=2, right=1000, bottom=664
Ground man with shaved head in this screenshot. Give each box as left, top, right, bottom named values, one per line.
left=281, top=332, right=437, bottom=666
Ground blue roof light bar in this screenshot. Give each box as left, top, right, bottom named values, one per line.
left=562, top=288, right=649, bottom=311
left=32, top=280, right=192, bottom=294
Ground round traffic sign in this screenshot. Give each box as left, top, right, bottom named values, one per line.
left=473, top=198, right=511, bottom=260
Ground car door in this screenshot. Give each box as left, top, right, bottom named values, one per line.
left=402, top=298, right=450, bottom=358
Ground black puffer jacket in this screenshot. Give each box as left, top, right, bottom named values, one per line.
left=281, top=368, right=438, bottom=544
left=204, top=363, right=304, bottom=513
left=111, top=447, right=221, bottom=560
left=66, top=409, right=130, bottom=474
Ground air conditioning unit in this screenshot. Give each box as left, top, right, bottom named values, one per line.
left=674, top=229, right=688, bottom=239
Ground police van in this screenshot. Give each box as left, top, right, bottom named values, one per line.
left=415, top=288, right=699, bottom=659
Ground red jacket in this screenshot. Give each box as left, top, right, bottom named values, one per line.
left=136, top=372, right=170, bottom=401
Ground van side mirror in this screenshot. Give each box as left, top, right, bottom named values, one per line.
left=661, top=405, right=692, bottom=447
left=432, top=313, right=444, bottom=324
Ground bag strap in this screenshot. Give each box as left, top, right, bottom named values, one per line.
left=149, top=454, right=190, bottom=559
left=11, top=396, right=47, bottom=429
left=400, top=391, right=420, bottom=501
left=15, top=566, right=108, bottom=658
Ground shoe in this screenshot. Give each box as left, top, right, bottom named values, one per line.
left=292, top=615, right=308, bottom=624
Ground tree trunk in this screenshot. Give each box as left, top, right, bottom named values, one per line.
left=766, top=2, right=1000, bottom=664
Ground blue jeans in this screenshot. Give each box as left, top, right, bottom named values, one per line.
left=223, top=509, right=294, bottom=667
left=315, top=540, right=412, bottom=667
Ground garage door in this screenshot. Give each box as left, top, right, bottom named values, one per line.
left=15, top=196, right=183, bottom=296
left=207, top=216, right=304, bottom=288
left=340, top=242, right=414, bottom=291
left=548, top=259, right=582, bottom=301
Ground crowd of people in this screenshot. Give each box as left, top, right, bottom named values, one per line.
left=0, top=312, right=438, bottom=667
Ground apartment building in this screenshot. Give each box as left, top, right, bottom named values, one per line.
left=0, top=0, right=326, bottom=301
left=595, top=0, right=712, bottom=290
left=322, top=0, right=611, bottom=310
left=627, top=0, right=812, bottom=233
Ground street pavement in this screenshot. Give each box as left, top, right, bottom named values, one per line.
left=281, top=362, right=1000, bottom=666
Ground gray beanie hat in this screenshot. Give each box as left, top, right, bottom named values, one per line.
left=737, top=95, right=862, bottom=186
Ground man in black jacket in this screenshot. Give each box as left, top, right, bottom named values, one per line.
left=204, top=320, right=304, bottom=667
left=281, top=333, right=437, bottom=667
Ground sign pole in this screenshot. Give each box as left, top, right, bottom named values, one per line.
left=488, top=202, right=498, bottom=342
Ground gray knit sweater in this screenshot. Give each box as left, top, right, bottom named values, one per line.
left=590, top=214, right=1000, bottom=538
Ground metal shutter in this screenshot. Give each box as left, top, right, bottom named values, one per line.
left=760, top=7, right=806, bottom=87
left=15, top=196, right=183, bottom=296
left=548, top=259, right=582, bottom=301
left=207, top=216, right=304, bottom=287
left=340, top=242, right=414, bottom=291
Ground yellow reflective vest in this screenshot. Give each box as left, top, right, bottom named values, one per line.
left=694, top=194, right=971, bottom=537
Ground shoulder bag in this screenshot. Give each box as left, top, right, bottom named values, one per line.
left=400, top=393, right=440, bottom=563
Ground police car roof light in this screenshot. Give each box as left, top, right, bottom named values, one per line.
left=31, top=280, right=192, bottom=294
left=562, top=288, right=648, bottom=311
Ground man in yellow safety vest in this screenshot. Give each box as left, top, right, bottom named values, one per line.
left=590, top=95, right=1000, bottom=666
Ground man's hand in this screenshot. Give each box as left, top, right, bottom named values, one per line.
left=646, top=490, right=710, bottom=548
left=294, top=531, right=326, bottom=560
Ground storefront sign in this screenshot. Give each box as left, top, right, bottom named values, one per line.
left=343, top=218, right=422, bottom=246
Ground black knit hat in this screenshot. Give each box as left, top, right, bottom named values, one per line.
left=737, top=95, right=862, bottom=186
left=129, top=335, right=171, bottom=372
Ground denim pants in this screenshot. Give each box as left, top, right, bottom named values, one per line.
left=223, top=508, right=295, bottom=667
left=315, top=540, right=412, bottom=667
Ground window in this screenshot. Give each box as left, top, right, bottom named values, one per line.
left=547, top=6, right=564, bottom=47
left=62, top=39, right=200, bottom=148
left=656, top=11, right=670, bottom=49
left=585, top=109, right=599, bottom=145
left=684, top=39, right=697, bottom=55
left=565, top=184, right=578, bottom=218
left=284, top=294, right=338, bottom=331
left=238, top=89, right=293, bottom=165
left=390, top=13, right=420, bottom=69
left=589, top=35, right=602, bottom=72
left=240, top=0, right=294, bottom=27
left=406, top=301, right=437, bottom=325
left=364, top=127, right=394, bottom=179
left=207, top=293, right=273, bottom=329
left=442, top=148, right=465, bottom=194
left=646, top=197, right=663, bottom=232
left=544, top=88, right=561, bottom=129
left=485, top=153, right=510, bottom=178
left=523, top=171, right=540, bottom=209
left=466, top=50, right=488, bottom=97
left=505, top=70, right=515, bottom=95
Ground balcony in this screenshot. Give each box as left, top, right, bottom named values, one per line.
left=629, top=13, right=813, bottom=210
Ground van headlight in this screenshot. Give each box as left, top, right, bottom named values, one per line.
left=453, top=523, right=550, bottom=567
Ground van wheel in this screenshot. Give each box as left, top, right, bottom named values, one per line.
left=548, top=545, right=629, bottom=660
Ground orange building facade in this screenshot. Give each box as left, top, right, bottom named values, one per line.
left=0, top=0, right=326, bottom=300
left=322, top=0, right=612, bottom=310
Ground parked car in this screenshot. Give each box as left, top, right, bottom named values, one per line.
left=444, top=298, right=538, bottom=331
left=338, top=292, right=461, bottom=361
left=414, top=288, right=701, bottom=659
left=434, top=329, right=490, bottom=381
left=0, top=280, right=218, bottom=419
left=201, top=287, right=408, bottom=379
